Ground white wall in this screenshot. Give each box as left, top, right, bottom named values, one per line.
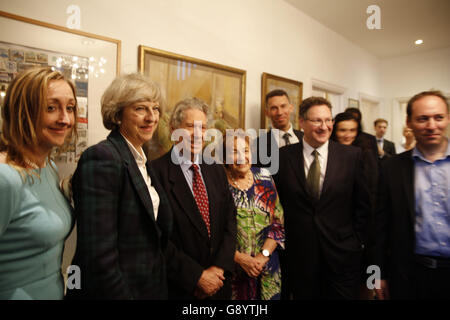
left=0, top=0, right=381, bottom=141
left=380, top=46, right=450, bottom=144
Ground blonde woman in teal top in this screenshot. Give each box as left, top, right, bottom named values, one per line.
left=0, top=67, right=77, bottom=300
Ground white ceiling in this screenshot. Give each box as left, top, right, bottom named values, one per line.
left=284, top=0, right=450, bottom=59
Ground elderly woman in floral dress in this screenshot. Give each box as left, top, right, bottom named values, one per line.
left=223, top=134, right=285, bottom=300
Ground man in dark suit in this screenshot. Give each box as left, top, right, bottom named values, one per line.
left=273, top=96, right=370, bottom=299
left=253, top=89, right=303, bottom=175
left=374, top=118, right=396, bottom=159
left=374, top=91, right=450, bottom=300
left=151, top=97, right=237, bottom=300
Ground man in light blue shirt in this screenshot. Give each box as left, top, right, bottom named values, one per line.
left=374, top=90, right=450, bottom=300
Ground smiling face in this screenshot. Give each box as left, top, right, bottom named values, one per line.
left=227, top=136, right=251, bottom=177
left=37, top=80, right=76, bottom=154
left=335, top=119, right=358, bottom=145
left=407, top=95, right=449, bottom=150
left=299, top=104, right=333, bottom=148
left=119, top=100, right=160, bottom=149
left=374, top=121, right=387, bottom=139
left=266, top=95, right=294, bottom=131
left=177, top=108, right=207, bottom=160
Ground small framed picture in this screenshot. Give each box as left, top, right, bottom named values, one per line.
left=25, top=51, right=36, bottom=63
left=10, top=49, right=24, bottom=62
left=348, top=98, right=360, bottom=109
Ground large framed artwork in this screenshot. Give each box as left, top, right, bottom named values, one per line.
left=138, top=45, right=246, bottom=159
left=261, top=72, right=303, bottom=130
left=0, top=10, right=121, bottom=177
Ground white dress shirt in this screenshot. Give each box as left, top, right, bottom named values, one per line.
left=121, top=134, right=160, bottom=220
left=172, top=144, right=208, bottom=198
left=273, top=123, right=300, bottom=147
left=302, top=139, right=329, bottom=195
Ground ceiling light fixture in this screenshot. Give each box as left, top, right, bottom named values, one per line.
left=415, top=39, right=423, bottom=45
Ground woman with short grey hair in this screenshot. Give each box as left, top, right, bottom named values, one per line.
left=67, top=73, right=173, bottom=300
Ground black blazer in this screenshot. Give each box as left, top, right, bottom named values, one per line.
left=381, top=139, right=396, bottom=158
left=372, top=150, right=418, bottom=299
left=67, top=130, right=173, bottom=299
left=355, top=131, right=379, bottom=161
left=273, top=140, right=370, bottom=298
left=253, top=129, right=304, bottom=175
left=151, top=150, right=237, bottom=300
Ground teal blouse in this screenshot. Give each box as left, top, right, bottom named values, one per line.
left=0, top=162, right=73, bottom=300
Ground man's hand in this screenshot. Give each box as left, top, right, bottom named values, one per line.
left=374, top=279, right=389, bottom=300
left=196, top=266, right=225, bottom=297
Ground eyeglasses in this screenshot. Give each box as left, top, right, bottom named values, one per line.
left=306, top=118, right=333, bottom=127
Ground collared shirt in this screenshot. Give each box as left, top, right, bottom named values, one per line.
left=376, top=137, right=384, bottom=150
left=413, top=140, right=450, bottom=258
left=121, top=134, right=160, bottom=220
left=302, top=139, right=329, bottom=196
left=172, top=144, right=208, bottom=199
left=273, top=123, right=300, bottom=148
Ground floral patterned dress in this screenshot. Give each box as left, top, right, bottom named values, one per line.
left=228, top=167, right=285, bottom=300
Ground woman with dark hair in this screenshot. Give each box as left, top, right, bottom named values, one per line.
left=330, top=112, right=361, bottom=146
left=331, top=112, right=378, bottom=299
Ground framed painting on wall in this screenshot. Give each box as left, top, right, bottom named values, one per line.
left=138, top=45, right=246, bottom=159
left=261, top=72, right=303, bottom=130
left=0, top=10, right=121, bottom=176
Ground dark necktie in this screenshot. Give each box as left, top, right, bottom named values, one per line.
left=282, top=133, right=292, bottom=146
left=191, top=164, right=211, bottom=237
left=306, top=150, right=321, bottom=200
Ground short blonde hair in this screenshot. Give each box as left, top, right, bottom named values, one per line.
left=101, top=73, right=163, bottom=130
left=0, top=66, right=78, bottom=174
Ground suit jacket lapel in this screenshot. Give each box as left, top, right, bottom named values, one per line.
left=288, top=141, right=309, bottom=197
left=167, top=155, right=210, bottom=239
left=108, top=130, right=156, bottom=223
left=321, top=141, right=338, bottom=200
left=400, top=150, right=415, bottom=224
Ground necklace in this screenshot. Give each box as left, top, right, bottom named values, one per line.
left=229, top=170, right=253, bottom=191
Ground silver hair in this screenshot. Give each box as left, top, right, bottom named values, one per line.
left=101, top=73, right=163, bottom=130
left=169, top=97, right=209, bottom=130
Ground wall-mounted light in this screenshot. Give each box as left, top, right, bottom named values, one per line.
left=415, top=39, right=423, bottom=45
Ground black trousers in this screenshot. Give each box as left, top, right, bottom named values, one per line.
left=410, top=262, right=450, bottom=299
left=289, top=249, right=361, bottom=300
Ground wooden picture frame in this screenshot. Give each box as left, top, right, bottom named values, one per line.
left=0, top=10, right=121, bottom=173
left=261, top=72, right=303, bottom=130
left=138, top=45, right=246, bottom=159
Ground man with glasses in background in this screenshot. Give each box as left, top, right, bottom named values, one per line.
left=273, top=97, right=370, bottom=299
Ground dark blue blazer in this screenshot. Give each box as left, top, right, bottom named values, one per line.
left=67, top=130, right=173, bottom=299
